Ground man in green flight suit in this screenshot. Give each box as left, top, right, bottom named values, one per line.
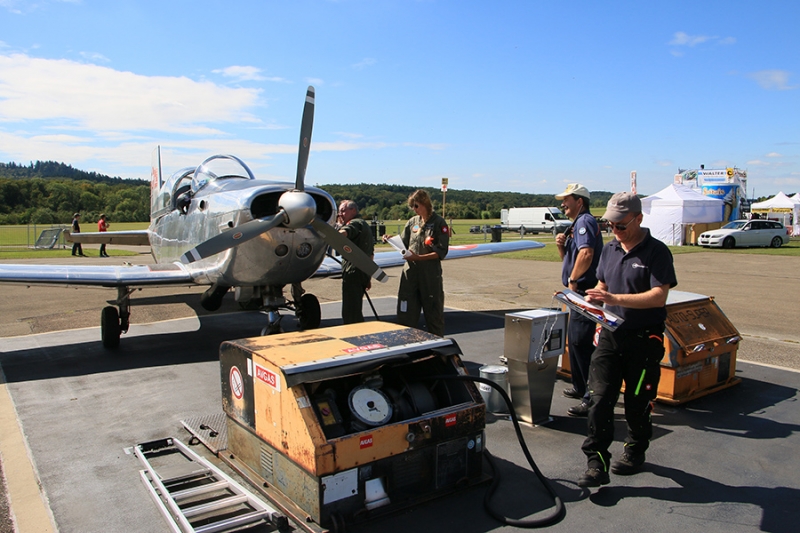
left=337, top=200, right=375, bottom=324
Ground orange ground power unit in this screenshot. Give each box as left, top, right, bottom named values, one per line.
left=218, top=322, right=488, bottom=531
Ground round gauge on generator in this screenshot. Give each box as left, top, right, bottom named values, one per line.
left=348, top=386, right=393, bottom=427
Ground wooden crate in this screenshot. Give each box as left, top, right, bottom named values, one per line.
left=656, top=349, right=741, bottom=405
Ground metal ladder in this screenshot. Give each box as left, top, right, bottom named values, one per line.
left=134, top=437, right=286, bottom=533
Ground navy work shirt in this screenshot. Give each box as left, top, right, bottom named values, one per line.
left=561, top=211, right=603, bottom=293
left=595, top=228, right=677, bottom=330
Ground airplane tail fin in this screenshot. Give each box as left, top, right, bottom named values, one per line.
left=150, top=146, right=163, bottom=219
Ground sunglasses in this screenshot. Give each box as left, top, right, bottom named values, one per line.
left=608, top=216, right=636, bottom=231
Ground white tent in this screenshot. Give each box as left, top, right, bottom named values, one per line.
left=752, top=191, right=800, bottom=236
left=641, top=184, right=724, bottom=245
left=794, top=194, right=800, bottom=236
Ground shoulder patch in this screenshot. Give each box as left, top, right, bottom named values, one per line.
left=412, top=224, right=420, bottom=233
left=578, top=227, right=587, bottom=235
left=442, top=225, right=449, bottom=234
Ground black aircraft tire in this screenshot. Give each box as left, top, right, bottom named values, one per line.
left=101, top=306, right=121, bottom=349
left=297, top=293, right=321, bottom=330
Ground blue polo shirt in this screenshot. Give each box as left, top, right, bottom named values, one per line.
left=561, top=211, right=603, bottom=293
left=596, top=228, right=677, bottom=330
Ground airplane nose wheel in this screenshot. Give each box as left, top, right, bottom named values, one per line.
left=101, top=306, right=121, bottom=349
left=296, top=293, right=321, bottom=331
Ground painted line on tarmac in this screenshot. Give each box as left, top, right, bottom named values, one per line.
left=738, top=359, right=800, bottom=374
left=0, top=367, right=56, bottom=533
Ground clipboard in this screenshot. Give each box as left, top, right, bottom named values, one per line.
left=555, top=289, right=624, bottom=331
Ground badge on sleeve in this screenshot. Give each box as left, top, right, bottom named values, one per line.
left=442, top=225, right=449, bottom=234
left=578, top=227, right=587, bottom=235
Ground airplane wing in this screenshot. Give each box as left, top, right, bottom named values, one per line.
left=0, top=262, right=194, bottom=288
left=66, top=230, right=151, bottom=246
left=313, top=240, right=545, bottom=277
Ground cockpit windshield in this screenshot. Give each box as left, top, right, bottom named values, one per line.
left=191, top=154, right=255, bottom=193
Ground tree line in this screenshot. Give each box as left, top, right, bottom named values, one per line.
left=0, top=161, right=149, bottom=224
left=322, top=184, right=614, bottom=221
left=1, top=160, right=620, bottom=224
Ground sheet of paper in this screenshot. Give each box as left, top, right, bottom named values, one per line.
left=386, top=235, right=410, bottom=257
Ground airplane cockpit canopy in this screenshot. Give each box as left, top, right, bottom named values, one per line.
left=191, top=154, right=255, bottom=193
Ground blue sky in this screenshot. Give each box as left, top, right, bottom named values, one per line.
left=1, top=0, right=798, bottom=198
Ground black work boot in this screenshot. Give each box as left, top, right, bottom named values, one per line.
left=577, top=466, right=610, bottom=487
left=610, top=451, right=645, bottom=475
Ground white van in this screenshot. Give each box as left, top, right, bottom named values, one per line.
left=500, top=207, right=571, bottom=235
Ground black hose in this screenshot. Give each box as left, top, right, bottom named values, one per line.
left=425, top=374, right=565, bottom=527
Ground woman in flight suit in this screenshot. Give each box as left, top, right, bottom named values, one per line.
left=385, top=189, right=449, bottom=336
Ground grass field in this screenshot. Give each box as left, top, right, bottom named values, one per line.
left=1, top=220, right=797, bottom=260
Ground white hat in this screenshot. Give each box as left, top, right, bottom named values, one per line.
left=555, top=183, right=590, bottom=200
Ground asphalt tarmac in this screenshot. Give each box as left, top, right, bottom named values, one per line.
left=0, top=248, right=799, bottom=532
left=2, top=249, right=799, bottom=368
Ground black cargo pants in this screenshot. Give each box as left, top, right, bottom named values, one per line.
left=581, top=324, right=665, bottom=471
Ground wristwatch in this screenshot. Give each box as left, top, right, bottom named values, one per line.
left=568, top=278, right=576, bottom=285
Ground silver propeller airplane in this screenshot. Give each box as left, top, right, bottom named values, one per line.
left=0, top=87, right=543, bottom=349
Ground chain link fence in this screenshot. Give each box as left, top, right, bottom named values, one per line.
left=0, top=224, right=70, bottom=249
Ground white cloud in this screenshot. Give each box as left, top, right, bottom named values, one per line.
left=669, top=32, right=713, bottom=47
left=212, top=65, right=289, bottom=83
left=747, top=70, right=797, bottom=91
left=669, top=32, right=736, bottom=54
left=746, top=159, right=770, bottom=166
left=213, top=65, right=264, bottom=81
left=305, top=77, right=324, bottom=86
left=766, top=152, right=782, bottom=158
left=352, top=58, right=377, bottom=70
left=79, top=51, right=109, bottom=63
left=0, top=53, right=434, bottom=180
left=0, top=53, right=262, bottom=133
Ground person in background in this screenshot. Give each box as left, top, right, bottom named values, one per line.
left=554, top=184, right=603, bottom=418
left=383, top=189, right=449, bottom=336
left=97, top=214, right=109, bottom=257
left=337, top=200, right=374, bottom=324
left=71, top=213, right=85, bottom=257
left=577, top=192, right=677, bottom=488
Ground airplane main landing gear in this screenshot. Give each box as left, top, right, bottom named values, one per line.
left=201, top=284, right=229, bottom=311
left=101, top=286, right=132, bottom=349
left=101, top=306, right=121, bottom=349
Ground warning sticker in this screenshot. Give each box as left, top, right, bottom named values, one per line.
left=445, top=414, right=457, bottom=427
left=230, top=366, right=244, bottom=400
left=343, top=343, right=385, bottom=354
left=360, top=435, right=373, bottom=449
left=255, top=363, right=281, bottom=391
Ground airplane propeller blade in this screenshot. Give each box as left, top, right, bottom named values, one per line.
left=179, top=212, right=287, bottom=264
left=311, top=217, right=388, bottom=283
left=295, top=86, right=315, bottom=192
